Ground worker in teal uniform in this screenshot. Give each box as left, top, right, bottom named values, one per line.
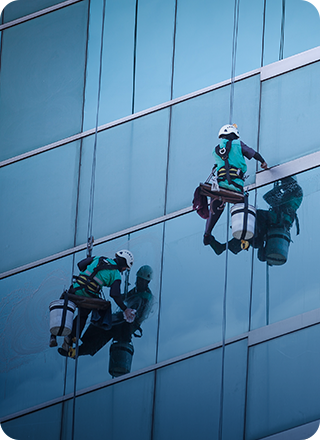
left=204, top=124, right=268, bottom=252
left=50, top=249, right=136, bottom=357
left=77, top=265, right=154, bottom=361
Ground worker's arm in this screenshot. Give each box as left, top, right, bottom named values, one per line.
left=240, top=141, right=268, bottom=169
left=253, top=152, right=268, bottom=169
left=110, top=280, right=136, bottom=322
left=110, top=280, right=127, bottom=310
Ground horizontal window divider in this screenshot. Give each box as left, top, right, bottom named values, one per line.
left=1, top=46, right=319, bottom=169
left=0, top=71, right=260, bottom=168
left=246, top=151, right=320, bottom=191
left=261, top=46, right=320, bottom=81
left=0, top=0, right=84, bottom=31
left=0, top=206, right=193, bottom=280
left=2, top=150, right=320, bottom=280
left=0, top=331, right=248, bottom=424
left=4, top=305, right=320, bottom=424
left=248, top=307, right=320, bottom=346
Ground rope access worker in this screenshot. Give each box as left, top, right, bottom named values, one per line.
left=50, top=249, right=136, bottom=357
left=77, top=265, right=154, bottom=358
left=203, top=124, right=268, bottom=252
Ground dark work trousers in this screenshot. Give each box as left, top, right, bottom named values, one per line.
left=204, top=198, right=225, bottom=236
left=70, top=307, right=91, bottom=340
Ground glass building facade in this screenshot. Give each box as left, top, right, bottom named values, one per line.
left=1, top=1, right=320, bottom=439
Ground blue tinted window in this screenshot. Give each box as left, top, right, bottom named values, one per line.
left=158, top=211, right=226, bottom=361
left=153, top=349, right=223, bottom=439
left=76, top=110, right=170, bottom=245
left=133, top=0, right=175, bottom=112
left=246, top=325, right=320, bottom=439
left=0, top=1, right=88, bottom=161
left=0, top=142, right=81, bottom=273
left=283, top=0, right=320, bottom=59
left=2, top=404, right=63, bottom=440
left=173, top=0, right=234, bottom=98
left=84, top=0, right=136, bottom=129
left=251, top=169, right=320, bottom=328
left=74, top=373, right=154, bottom=440
left=260, top=61, right=320, bottom=167
left=0, top=257, right=73, bottom=417
left=1, top=0, right=64, bottom=23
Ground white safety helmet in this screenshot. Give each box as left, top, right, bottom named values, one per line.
left=218, top=124, right=239, bottom=138
left=115, top=249, right=134, bottom=269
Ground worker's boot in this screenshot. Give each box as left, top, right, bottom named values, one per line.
left=61, top=336, right=72, bottom=352
left=228, top=238, right=243, bottom=254
left=209, top=236, right=226, bottom=255
left=49, top=334, right=57, bottom=347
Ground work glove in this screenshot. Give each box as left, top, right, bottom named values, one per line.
left=123, top=308, right=136, bottom=323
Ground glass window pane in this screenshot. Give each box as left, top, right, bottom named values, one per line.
left=73, top=373, right=154, bottom=440
left=0, top=257, right=73, bottom=418
left=173, top=0, right=234, bottom=98
left=153, top=350, right=223, bottom=440
left=77, top=111, right=169, bottom=245
left=0, top=2, right=88, bottom=161
left=167, top=75, right=261, bottom=214
left=251, top=169, right=320, bottom=329
left=283, top=0, right=320, bottom=60
left=260, top=62, right=320, bottom=168
left=158, top=212, right=226, bottom=361
left=246, top=325, right=320, bottom=439
left=2, top=404, right=63, bottom=440
left=0, top=142, right=80, bottom=273
left=235, top=0, right=265, bottom=75
left=133, top=0, right=175, bottom=112
left=154, top=341, right=247, bottom=440
left=84, top=0, right=136, bottom=130
left=263, top=0, right=285, bottom=66
left=2, top=0, right=64, bottom=23
left=222, top=339, right=247, bottom=440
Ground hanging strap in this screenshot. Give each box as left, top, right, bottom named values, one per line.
left=240, top=194, right=249, bottom=240
left=57, top=290, right=70, bottom=336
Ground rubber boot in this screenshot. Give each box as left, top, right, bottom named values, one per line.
left=49, top=334, right=57, bottom=348
left=228, top=238, right=243, bottom=255
left=209, top=236, right=226, bottom=255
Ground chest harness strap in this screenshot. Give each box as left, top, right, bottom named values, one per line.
left=70, top=257, right=118, bottom=298
left=215, top=141, right=244, bottom=192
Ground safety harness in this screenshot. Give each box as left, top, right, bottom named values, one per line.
left=215, top=140, right=244, bottom=192
left=70, top=257, right=118, bottom=298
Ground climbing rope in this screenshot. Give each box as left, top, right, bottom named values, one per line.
left=86, top=0, right=107, bottom=258
left=229, top=0, right=241, bottom=124
left=279, top=0, right=286, bottom=60
left=70, top=2, right=107, bottom=440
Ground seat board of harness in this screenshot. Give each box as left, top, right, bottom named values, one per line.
left=199, top=182, right=244, bottom=204
left=64, top=292, right=111, bottom=310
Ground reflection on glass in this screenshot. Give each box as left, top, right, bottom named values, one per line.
left=252, top=176, right=303, bottom=266
left=49, top=252, right=138, bottom=359
left=194, top=176, right=303, bottom=266
left=77, top=265, right=155, bottom=378
left=246, top=325, right=320, bottom=440
left=48, top=230, right=159, bottom=382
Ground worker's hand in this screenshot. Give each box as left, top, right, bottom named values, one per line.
left=123, top=308, right=136, bottom=323
left=260, top=161, right=268, bottom=170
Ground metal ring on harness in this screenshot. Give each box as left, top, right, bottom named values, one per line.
left=219, top=147, right=226, bottom=155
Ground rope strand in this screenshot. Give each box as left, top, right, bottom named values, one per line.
left=86, top=0, right=107, bottom=257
